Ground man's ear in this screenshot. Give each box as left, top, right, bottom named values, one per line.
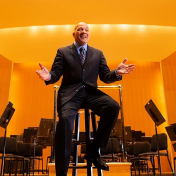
left=73, top=32, right=75, bottom=38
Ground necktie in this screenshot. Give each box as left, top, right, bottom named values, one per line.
left=79, top=47, right=86, bottom=65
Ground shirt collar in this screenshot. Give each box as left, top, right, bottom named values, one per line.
left=74, top=41, right=87, bottom=51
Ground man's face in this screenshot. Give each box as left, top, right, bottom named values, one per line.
left=73, top=23, right=90, bottom=46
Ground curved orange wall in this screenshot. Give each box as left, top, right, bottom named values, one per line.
left=0, top=55, right=12, bottom=137
left=1, top=43, right=175, bottom=172
left=7, top=59, right=170, bottom=171
left=161, top=51, right=176, bottom=162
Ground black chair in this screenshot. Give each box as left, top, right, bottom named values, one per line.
left=139, top=133, right=174, bottom=175
left=70, top=109, right=102, bottom=176
left=17, top=142, right=31, bottom=175
left=0, top=137, right=28, bottom=176
left=127, top=143, right=134, bottom=161
left=30, top=145, right=43, bottom=174
left=100, top=137, right=120, bottom=162
left=129, top=141, right=151, bottom=176
left=46, top=155, right=52, bottom=174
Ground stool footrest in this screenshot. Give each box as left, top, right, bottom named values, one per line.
left=72, top=141, right=87, bottom=144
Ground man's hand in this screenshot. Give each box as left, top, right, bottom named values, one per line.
left=117, top=58, right=135, bottom=75
left=36, top=63, right=51, bottom=81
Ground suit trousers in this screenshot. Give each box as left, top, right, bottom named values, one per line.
left=55, top=86, right=120, bottom=176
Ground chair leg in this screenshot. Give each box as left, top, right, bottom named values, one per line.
left=32, top=158, right=35, bottom=176
left=166, top=152, right=174, bottom=173
left=130, top=162, right=135, bottom=176
left=37, top=159, right=39, bottom=174
left=7, top=160, right=10, bottom=175
left=29, top=160, right=31, bottom=176
left=9, top=160, right=11, bottom=176
left=42, top=158, right=43, bottom=174
left=130, top=165, right=132, bottom=176
left=134, top=161, right=137, bottom=176
left=15, top=160, right=18, bottom=176
left=25, top=160, right=28, bottom=176
left=46, top=156, right=50, bottom=174
left=150, top=156, right=155, bottom=176
left=23, top=158, right=25, bottom=176
left=147, top=160, right=149, bottom=176
left=138, top=158, right=140, bottom=176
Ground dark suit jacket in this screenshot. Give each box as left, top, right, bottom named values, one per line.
left=46, top=44, right=122, bottom=107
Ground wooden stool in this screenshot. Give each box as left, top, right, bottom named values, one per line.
left=70, top=109, right=102, bottom=176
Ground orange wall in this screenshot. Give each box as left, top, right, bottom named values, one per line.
left=161, top=51, right=176, bottom=160
left=8, top=61, right=167, bottom=136
left=0, top=54, right=13, bottom=137
left=7, top=59, right=171, bottom=171
left=8, top=62, right=60, bottom=167
left=8, top=62, right=61, bottom=136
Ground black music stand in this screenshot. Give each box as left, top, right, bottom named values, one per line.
left=37, top=118, right=54, bottom=162
left=37, top=118, right=53, bottom=147
left=23, top=127, right=38, bottom=176
left=132, top=130, right=143, bottom=142
left=145, top=99, right=166, bottom=176
left=124, top=126, right=132, bottom=141
left=23, top=127, right=39, bottom=143
left=0, top=102, right=15, bottom=176
left=165, top=125, right=176, bottom=142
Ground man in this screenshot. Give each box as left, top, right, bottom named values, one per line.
left=36, top=22, right=135, bottom=176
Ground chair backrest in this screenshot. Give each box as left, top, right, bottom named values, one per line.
left=151, top=133, right=167, bottom=152
left=133, top=141, right=151, bottom=156
left=0, top=137, right=18, bottom=155
left=17, top=142, right=32, bottom=157
left=127, top=143, right=134, bottom=156
left=31, top=145, right=43, bottom=156
left=100, top=138, right=120, bottom=155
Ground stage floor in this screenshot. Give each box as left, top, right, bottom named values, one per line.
left=3, top=172, right=175, bottom=176
left=131, top=173, right=174, bottom=176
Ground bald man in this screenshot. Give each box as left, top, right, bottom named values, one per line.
left=36, top=22, right=135, bottom=176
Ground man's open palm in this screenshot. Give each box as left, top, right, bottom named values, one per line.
left=36, top=63, right=50, bottom=81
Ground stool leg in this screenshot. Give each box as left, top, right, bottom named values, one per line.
left=85, top=109, right=93, bottom=176
left=72, top=113, right=80, bottom=176
left=91, top=112, right=103, bottom=176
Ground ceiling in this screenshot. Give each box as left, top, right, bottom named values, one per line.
left=0, top=0, right=176, bottom=63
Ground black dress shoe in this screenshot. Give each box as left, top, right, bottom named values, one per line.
left=57, top=171, right=66, bottom=176
left=91, top=146, right=109, bottom=171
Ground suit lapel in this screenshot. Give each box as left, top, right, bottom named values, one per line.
left=70, top=44, right=93, bottom=68
left=84, top=45, right=93, bottom=68
left=70, top=44, right=82, bottom=67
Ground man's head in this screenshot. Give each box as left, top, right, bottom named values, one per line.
left=73, top=22, right=90, bottom=46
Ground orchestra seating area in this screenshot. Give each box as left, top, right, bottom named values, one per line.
left=1, top=117, right=176, bottom=176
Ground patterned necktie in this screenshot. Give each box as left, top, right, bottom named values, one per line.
left=79, top=47, right=86, bottom=65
